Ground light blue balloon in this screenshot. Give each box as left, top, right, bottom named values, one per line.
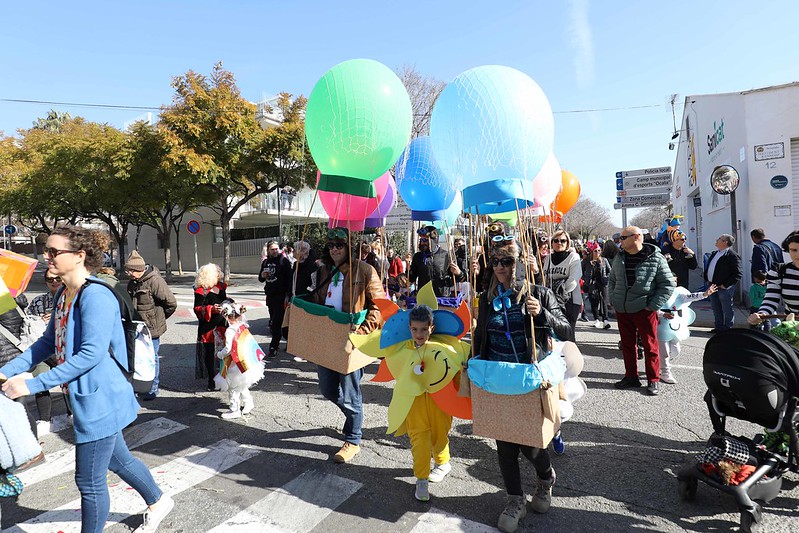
left=429, top=193, right=463, bottom=229
left=430, top=65, right=554, bottom=208
left=396, top=136, right=458, bottom=218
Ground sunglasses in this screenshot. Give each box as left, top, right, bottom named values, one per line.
left=43, top=246, right=79, bottom=259
left=551, top=239, right=568, bottom=244
left=326, top=228, right=348, bottom=240
left=326, top=241, right=346, bottom=250
left=486, top=222, right=504, bottom=234
left=619, top=234, right=639, bottom=241
left=418, top=236, right=429, bottom=242
left=491, top=235, right=514, bottom=243
left=46, top=276, right=62, bottom=283
left=490, top=257, right=515, bottom=267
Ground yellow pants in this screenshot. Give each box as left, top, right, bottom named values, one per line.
left=405, top=392, right=453, bottom=479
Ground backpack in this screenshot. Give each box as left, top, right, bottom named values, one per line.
left=75, top=278, right=156, bottom=394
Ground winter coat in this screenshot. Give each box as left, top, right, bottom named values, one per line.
left=663, top=245, right=698, bottom=289
left=581, top=257, right=611, bottom=294
left=409, top=247, right=467, bottom=297
left=608, top=243, right=675, bottom=314
left=312, top=260, right=384, bottom=335
left=291, top=249, right=319, bottom=299
left=194, top=283, right=227, bottom=343
left=0, top=297, right=28, bottom=367
left=258, top=254, right=293, bottom=298
left=126, top=266, right=177, bottom=339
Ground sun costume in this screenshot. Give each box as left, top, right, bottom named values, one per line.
left=350, top=284, right=472, bottom=480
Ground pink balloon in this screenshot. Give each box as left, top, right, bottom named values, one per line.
left=319, top=171, right=391, bottom=231
left=532, top=153, right=562, bottom=208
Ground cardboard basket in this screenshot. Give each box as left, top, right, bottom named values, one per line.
left=0, top=250, right=38, bottom=297
left=286, top=301, right=376, bottom=374
left=471, top=385, right=561, bottom=449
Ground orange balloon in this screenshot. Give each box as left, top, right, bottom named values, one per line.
left=551, top=170, right=581, bottom=214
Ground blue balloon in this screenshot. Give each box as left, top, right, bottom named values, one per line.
left=396, top=136, right=457, bottom=219
left=430, top=65, right=554, bottom=208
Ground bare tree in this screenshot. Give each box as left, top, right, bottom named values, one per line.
left=561, top=198, right=615, bottom=240
left=630, top=206, right=671, bottom=235
left=396, top=65, right=445, bottom=138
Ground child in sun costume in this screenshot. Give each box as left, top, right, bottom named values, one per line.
left=350, top=283, right=472, bottom=502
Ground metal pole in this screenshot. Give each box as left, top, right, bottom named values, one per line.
left=621, top=207, right=628, bottom=228
left=193, top=234, right=199, bottom=273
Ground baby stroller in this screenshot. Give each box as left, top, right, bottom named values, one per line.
left=676, top=329, right=799, bottom=531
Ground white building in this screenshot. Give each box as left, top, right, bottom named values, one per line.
left=672, top=82, right=799, bottom=294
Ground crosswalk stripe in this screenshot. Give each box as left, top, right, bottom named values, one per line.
left=410, top=507, right=498, bottom=532
left=5, top=439, right=261, bottom=533
left=17, top=417, right=188, bottom=488
left=207, top=470, right=362, bottom=533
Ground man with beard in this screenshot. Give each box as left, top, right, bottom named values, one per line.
left=409, top=226, right=466, bottom=297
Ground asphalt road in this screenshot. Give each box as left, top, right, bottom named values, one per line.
left=1, top=274, right=797, bottom=532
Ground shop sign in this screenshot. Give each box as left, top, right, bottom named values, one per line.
left=754, top=142, right=784, bottom=161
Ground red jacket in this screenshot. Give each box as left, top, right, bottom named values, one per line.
left=388, top=256, right=404, bottom=279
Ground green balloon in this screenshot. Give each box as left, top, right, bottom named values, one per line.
left=491, top=211, right=518, bottom=226
left=305, top=59, right=412, bottom=197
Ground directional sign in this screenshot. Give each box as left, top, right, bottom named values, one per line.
left=618, top=185, right=672, bottom=197
left=620, top=173, right=672, bottom=191
left=613, top=193, right=671, bottom=209
left=3, top=225, right=16, bottom=236
left=186, top=220, right=201, bottom=235
left=615, top=166, right=671, bottom=179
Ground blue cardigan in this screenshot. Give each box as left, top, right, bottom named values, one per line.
left=0, top=279, right=139, bottom=443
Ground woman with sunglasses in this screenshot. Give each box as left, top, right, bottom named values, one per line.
left=661, top=230, right=697, bottom=289
left=310, top=227, right=384, bottom=464
left=543, top=231, right=582, bottom=342
left=0, top=226, right=173, bottom=533
left=472, top=243, right=571, bottom=533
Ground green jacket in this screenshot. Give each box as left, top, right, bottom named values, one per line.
left=608, top=243, right=675, bottom=313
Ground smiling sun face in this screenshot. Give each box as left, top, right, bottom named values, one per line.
left=393, top=346, right=457, bottom=397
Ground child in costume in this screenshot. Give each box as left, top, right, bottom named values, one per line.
left=349, top=284, right=472, bottom=503
left=215, top=300, right=266, bottom=419
left=657, top=282, right=717, bottom=384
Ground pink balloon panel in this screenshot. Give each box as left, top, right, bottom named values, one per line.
left=319, top=171, right=391, bottom=231
left=532, top=153, right=562, bottom=208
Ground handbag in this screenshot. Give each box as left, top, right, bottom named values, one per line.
left=0, top=395, right=43, bottom=473
left=0, top=471, right=23, bottom=497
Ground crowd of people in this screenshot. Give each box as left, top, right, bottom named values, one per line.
left=2, top=219, right=797, bottom=533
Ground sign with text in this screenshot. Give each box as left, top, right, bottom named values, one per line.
left=754, top=142, right=784, bottom=161
left=613, top=193, right=671, bottom=209
left=615, top=166, right=671, bottom=178
left=617, top=172, right=672, bottom=191
left=617, top=185, right=671, bottom=197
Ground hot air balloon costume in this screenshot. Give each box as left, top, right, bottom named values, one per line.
left=349, top=284, right=472, bottom=499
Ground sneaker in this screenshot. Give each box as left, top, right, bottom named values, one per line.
left=134, top=494, right=175, bottom=533
left=603, top=320, right=611, bottom=329
left=660, top=371, right=677, bottom=385
left=293, top=356, right=306, bottom=362
left=497, top=494, right=527, bottom=533
left=579, top=314, right=589, bottom=322
left=594, top=320, right=603, bottom=329
left=241, top=399, right=254, bottom=415
left=36, top=420, right=51, bottom=436
left=551, top=432, right=565, bottom=455
left=268, top=347, right=278, bottom=358
left=429, top=462, right=452, bottom=483
left=333, top=442, right=360, bottom=463
left=142, top=392, right=157, bottom=402
left=415, top=479, right=430, bottom=502
left=221, top=409, right=242, bottom=419
left=647, top=381, right=660, bottom=396
left=637, top=347, right=645, bottom=360
left=529, top=469, right=556, bottom=514
left=614, top=376, right=642, bottom=389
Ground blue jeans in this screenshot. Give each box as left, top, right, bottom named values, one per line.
left=149, top=337, right=161, bottom=396
left=709, top=285, right=736, bottom=330
left=317, top=366, right=364, bottom=445
left=75, top=431, right=162, bottom=533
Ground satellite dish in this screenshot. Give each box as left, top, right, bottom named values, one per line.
left=710, top=165, right=740, bottom=195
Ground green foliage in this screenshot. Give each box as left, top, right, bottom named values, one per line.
left=771, top=321, right=799, bottom=347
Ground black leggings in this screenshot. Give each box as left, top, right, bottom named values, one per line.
left=35, top=391, right=52, bottom=422
left=588, top=288, right=609, bottom=321
left=202, top=342, right=217, bottom=387
left=496, top=440, right=552, bottom=496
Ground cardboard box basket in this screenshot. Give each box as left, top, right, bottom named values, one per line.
left=0, top=250, right=38, bottom=297
left=471, top=385, right=561, bottom=449
left=286, top=302, right=376, bottom=375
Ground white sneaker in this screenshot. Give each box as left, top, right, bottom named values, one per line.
left=660, top=371, right=677, bottom=384
left=415, top=479, right=430, bottom=502
left=594, top=320, right=603, bottom=329
left=241, top=400, right=254, bottom=415
left=134, top=494, right=175, bottom=533
left=603, top=320, right=612, bottom=329
left=497, top=494, right=527, bottom=532
left=428, top=462, right=451, bottom=483
left=221, top=410, right=241, bottom=419
left=293, top=356, right=306, bottom=362
left=36, top=420, right=51, bottom=436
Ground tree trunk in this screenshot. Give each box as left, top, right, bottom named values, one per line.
left=159, top=213, right=172, bottom=280
left=220, top=210, right=231, bottom=283
left=172, top=220, right=184, bottom=275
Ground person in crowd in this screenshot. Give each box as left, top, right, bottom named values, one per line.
left=750, top=228, right=784, bottom=281
left=125, top=250, right=177, bottom=401
left=26, top=272, right=64, bottom=434
left=601, top=239, right=618, bottom=263
left=543, top=230, right=582, bottom=341
left=258, top=240, right=293, bottom=357
left=582, top=242, right=612, bottom=329
left=538, top=233, right=550, bottom=258
left=472, top=242, right=571, bottom=533
left=403, top=251, right=413, bottom=274
left=310, top=227, right=383, bottom=464
left=386, top=246, right=405, bottom=296
left=612, top=233, right=622, bottom=249
left=473, top=222, right=511, bottom=293
left=749, top=270, right=768, bottom=330
left=409, top=226, right=467, bottom=297
left=284, top=244, right=296, bottom=266
left=194, top=263, right=227, bottom=391
left=749, top=230, right=799, bottom=326
left=214, top=300, right=265, bottom=419
left=0, top=225, right=174, bottom=533
left=704, top=234, right=743, bottom=333
left=365, top=240, right=390, bottom=284
left=662, top=230, right=697, bottom=289
left=289, top=240, right=318, bottom=301
left=609, top=226, right=674, bottom=396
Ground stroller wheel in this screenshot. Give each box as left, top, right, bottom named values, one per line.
left=740, top=502, right=763, bottom=533
left=677, top=479, right=697, bottom=501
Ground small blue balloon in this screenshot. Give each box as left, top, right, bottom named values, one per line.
left=396, top=136, right=458, bottom=215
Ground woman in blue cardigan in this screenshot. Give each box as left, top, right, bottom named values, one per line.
left=0, top=226, right=173, bottom=533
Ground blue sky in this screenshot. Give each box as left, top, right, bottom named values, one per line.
left=2, top=0, right=797, bottom=224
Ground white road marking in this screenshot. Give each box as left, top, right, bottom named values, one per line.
left=671, top=364, right=703, bottom=370
left=207, top=470, right=362, bottom=533
left=17, top=417, right=188, bottom=488
left=6, top=439, right=261, bottom=533
left=411, top=507, right=498, bottom=533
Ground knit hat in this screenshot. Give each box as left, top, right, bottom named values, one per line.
left=125, top=250, right=146, bottom=272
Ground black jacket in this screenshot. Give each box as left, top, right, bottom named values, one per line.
left=409, top=247, right=467, bottom=297
left=258, top=254, right=293, bottom=297
left=0, top=296, right=28, bottom=367
left=664, top=246, right=698, bottom=289
left=291, top=250, right=319, bottom=299
left=473, top=284, right=572, bottom=364
left=705, top=248, right=743, bottom=288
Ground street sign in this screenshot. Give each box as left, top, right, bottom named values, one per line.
left=613, top=193, right=671, bottom=209
left=186, top=220, right=201, bottom=235
left=3, top=225, right=17, bottom=236
left=617, top=185, right=672, bottom=197
left=619, top=173, right=672, bottom=191
left=615, top=166, right=671, bottom=179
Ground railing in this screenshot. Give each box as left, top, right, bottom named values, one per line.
left=212, top=238, right=277, bottom=258
left=237, top=188, right=327, bottom=219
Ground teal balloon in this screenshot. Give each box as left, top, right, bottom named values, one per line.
left=305, top=59, right=413, bottom=197
left=431, top=193, right=463, bottom=230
